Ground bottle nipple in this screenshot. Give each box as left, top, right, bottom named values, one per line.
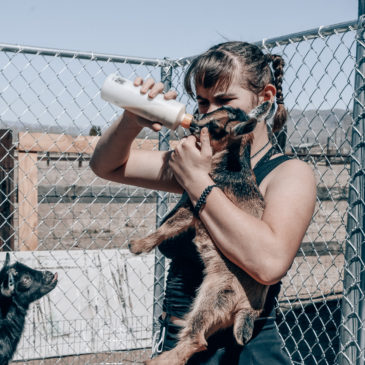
left=181, top=114, right=193, bottom=129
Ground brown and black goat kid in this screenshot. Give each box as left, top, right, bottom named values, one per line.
left=0, top=253, right=58, bottom=365
left=129, top=101, right=272, bottom=365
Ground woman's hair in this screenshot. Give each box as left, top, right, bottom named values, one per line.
left=184, top=41, right=287, bottom=132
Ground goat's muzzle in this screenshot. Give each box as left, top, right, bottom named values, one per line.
left=189, top=121, right=202, bottom=136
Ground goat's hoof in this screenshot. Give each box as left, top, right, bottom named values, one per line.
left=128, top=240, right=144, bottom=255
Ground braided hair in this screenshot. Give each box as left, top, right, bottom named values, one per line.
left=184, top=41, right=287, bottom=133
left=269, top=54, right=286, bottom=132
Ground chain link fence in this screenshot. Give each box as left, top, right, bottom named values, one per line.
left=0, top=17, right=363, bottom=365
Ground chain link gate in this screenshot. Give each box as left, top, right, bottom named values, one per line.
left=0, top=16, right=363, bottom=365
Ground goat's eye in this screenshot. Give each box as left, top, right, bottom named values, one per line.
left=20, top=275, right=32, bottom=288
left=208, top=121, right=226, bottom=139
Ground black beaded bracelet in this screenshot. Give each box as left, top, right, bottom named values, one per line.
left=193, top=184, right=218, bottom=216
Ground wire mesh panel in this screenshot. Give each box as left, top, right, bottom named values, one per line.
left=0, top=46, right=170, bottom=364
left=172, top=21, right=358, bottom=365
left=256, top=23, right=357, bottom=365
left=0, top=18, right=363, bottom=365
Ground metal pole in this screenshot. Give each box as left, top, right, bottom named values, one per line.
left=340, top=1, right=365, bottom=363
left=0, top=129, right=14, bottom=251
left=151, top=61, right=173, bottom=342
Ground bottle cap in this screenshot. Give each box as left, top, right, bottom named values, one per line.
left=181, top=114, right=193, bottom=129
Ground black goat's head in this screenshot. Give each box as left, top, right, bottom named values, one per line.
left=189, top=101, right=272, bottom=153
left=0, top=253, right=58, bottom=307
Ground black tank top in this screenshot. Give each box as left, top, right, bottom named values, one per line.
left=159, top=148, right=291, bottom=318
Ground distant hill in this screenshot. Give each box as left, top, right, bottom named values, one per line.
left=286, top=108, right=352, bottom=147
left=0, top=120, right=81, bottom=142
left=1, top=108, right=354, bottom=148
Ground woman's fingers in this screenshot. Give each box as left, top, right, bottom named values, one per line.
left=148, top=83, right=165, bottom=98
left=136, top=118, right=162, bottom=131
left=140, top=78, right=156, bottom=94
left=181, top=134, right=209, bottom=154
left=131, top=76, right=177, bottom=131
left=173, top=137, right=185, bottom=152
left=150, top=122, right=162, bottom=131
left=133, top=77, right=144, bottom=87
left=139, top=78, right=164, bottom=98
left=200, top=128, right=212, bottom=157
left=164, top=90, right=178, bottom=100
left=133, top=76, right=177, bottom=99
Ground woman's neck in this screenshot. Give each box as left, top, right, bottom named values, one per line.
left=251, top=122, right=271, bottom=165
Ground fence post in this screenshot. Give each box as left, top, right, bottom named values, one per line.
left=0, top=129, right=14, bottom=251
left=18, top=151, right=38, bottom=251
left=152, top=60, right=173, bottom=343
left=340, top=1, right=365, bottom=364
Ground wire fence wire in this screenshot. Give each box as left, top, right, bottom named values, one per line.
left=0, top=18, right=363, bottom=365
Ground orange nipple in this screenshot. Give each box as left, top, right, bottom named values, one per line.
left=181, top=114, right=193, bottom=129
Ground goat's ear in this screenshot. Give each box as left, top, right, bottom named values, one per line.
left=4, top=253, right=10, bottom=267
left=1, top=270, right=15, bottom=297
left=248, top=101, right=272, bottom=120
left=231, top=119, right=257, bottom=137
left=1, top=252, right=10, bottom=271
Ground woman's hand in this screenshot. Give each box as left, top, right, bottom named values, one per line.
left=131, top=77, right=178, bottom=131
left=169, top=128, right=213, bottom=192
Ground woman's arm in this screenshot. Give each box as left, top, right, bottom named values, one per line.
left=90, top=78, right=183, bottom=194
left=169, top=130, right=316, bottom=285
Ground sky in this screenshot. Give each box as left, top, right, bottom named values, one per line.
left=0, top=0, right=360, bottom=131
left=0, top=0, right=359, bottom=60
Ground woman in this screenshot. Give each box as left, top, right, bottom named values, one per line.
left=90, top=41, right=316, bottom=364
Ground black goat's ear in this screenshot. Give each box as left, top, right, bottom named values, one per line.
left=232, top=120, right=257, bottom=137
left=1, top=270, right=15, bottom=297
left=5, top=253, right=10, bottom=267
left=1, top=252, right=10, bottom=271
left=225, top=107, right=248, bottom=122
left=248, top=101, right=272, bottom=120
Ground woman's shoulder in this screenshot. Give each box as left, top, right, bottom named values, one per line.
left=260, top=154, right=316, bottom=197
left=268, top=155, right=316, bottom=191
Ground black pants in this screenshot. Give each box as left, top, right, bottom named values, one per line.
left=153, top=315, right=292, bottom=365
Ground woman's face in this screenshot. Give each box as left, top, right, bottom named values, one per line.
left=195, top=76, right=258, bottom=115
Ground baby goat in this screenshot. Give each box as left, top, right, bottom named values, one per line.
left=129, top=102, right=272, bottom=365
left=0, top=253, right=58, bottom=365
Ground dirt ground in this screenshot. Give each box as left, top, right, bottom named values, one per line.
left=8, top=157, right=349, bottom=364
left=11, top=349, right=149, bottom=365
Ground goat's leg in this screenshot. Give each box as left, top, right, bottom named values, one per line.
left=147, top=271, right=235, bottom=365
left=129, top=206, right=195, bottom=254
left=145, top=310, right=210, bottom=365
left=145, top=335, right=207, bottom=365
left=233, top=308, right=261, bottom=345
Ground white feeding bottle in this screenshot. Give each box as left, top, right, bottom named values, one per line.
left=101, top=74, right=193, bottom=130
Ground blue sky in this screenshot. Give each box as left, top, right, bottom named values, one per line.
left=0, top=0, right=359, bottom=59
left=0, top=0, right=359, bottom=131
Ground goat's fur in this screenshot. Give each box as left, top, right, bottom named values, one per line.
left=129, top=102, right=272, bottom=365
left=0, top=253, right=58, bottom=365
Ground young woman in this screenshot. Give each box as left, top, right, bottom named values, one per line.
left=90, top=41, right=316, bottom=364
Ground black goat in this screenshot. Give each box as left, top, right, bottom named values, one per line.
left=0, top=253, right=58, bottom=365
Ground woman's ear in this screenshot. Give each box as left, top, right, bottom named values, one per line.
left=259, top=84, right=276, bottom=103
